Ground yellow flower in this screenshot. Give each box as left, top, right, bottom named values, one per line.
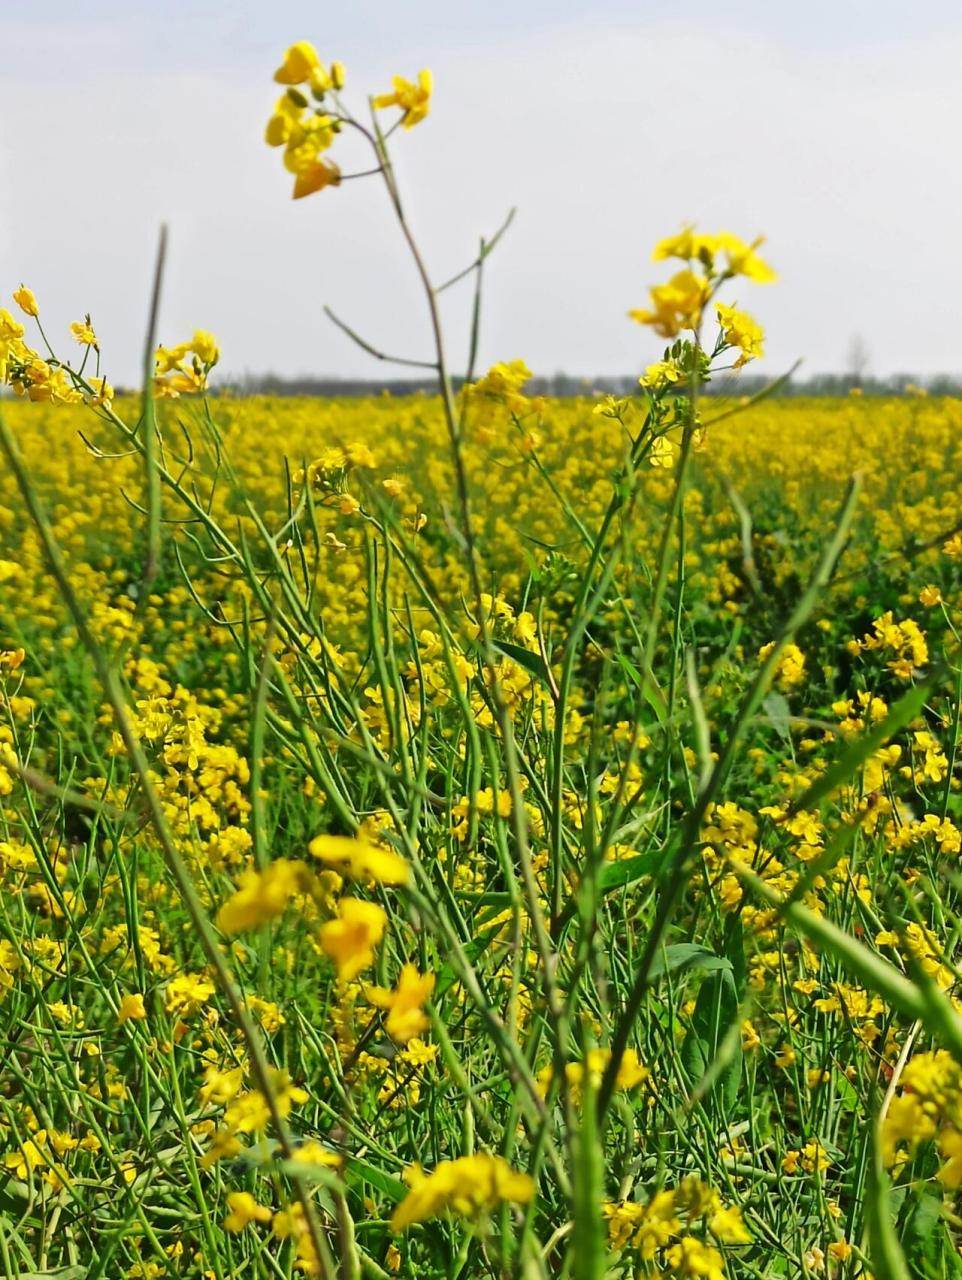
left=604, top=1189, right=679, bottom=1256
left=709, top=1204, right=751, bottom=1244
left=462, top=360, right=537, bottom=440
left=799, top=1140, right=831, bottom=1173
left=402, top=1038, right=439, bottom=1067
left=0, top=308, right=25, bottom=342
left=614, top=1048, right=649, bottom=1091
left=155, top=342, right=191, bottom=374
left=199, top=1061, right=245, bottom=1106
left=154, top=335, right=218, bottom=396
left=390, top=1153, right=533, bottom=1232
left=920, top=585, right=942, bottom=607
left=715, top=232, right=777, bottom=283
left=938, top=1126, right=962, bottom=1188
left=283, top=114, right=337, bottom=174
left=3, top=1136, right=47, bottom=1179
left=289, top=1140, right=343, bottom=1170
left=366, top=965, right=436, bottom=1042
left=0, top=308, right=26, bottom=383
left=373, top=70, right=433, bottom=129
left=264, top=93, right=304, bottom=147
left=628, top=270, right=710, bottom=338
left=191, top=330, right=220, bottom=365
left=319, top=897, right=387, bottom=982
left=537, top=1047, right=647, bottom=1100
left=274, top=41, right=321, bottom=86
left=638, top=360, right=683, bottom=390
left=741, top=1019, right=761, bottom=1051
left=293, top=159, right=341, bottom=200
left=216, top=858, right=308, bottom=934
left=651, top=227, right=776, bottom=283
left=716, top=302, right=765, bottom=367
left=648, top=434, right=674, bottom=468
left=758, top=640, right=806, bottom=689
left=13, top=286, right=39, bottom=317
left=165, top=972, right=215, bottom=1017
left=117, top=993, right=147, bottom=1025
left=666, top=1236, right=726, bottom=1280
left=653, top=226, right=721, bottom=266
left=224, top=1191, right=273, bottom=1232
left=70, top=319, right=97, bottom=346
left=86, top=376, right=114, bottom=408
left=308, top=833, right=409, bottom=886
left=272, top=102, right=341, bottom=199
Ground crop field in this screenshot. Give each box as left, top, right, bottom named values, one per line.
left=3, top=34, right=962, bottom=1280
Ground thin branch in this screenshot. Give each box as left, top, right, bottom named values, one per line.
left=323, top=306, right=437, bottom=370
left=140, top=225, right=167, bottom=604
left=0, top=751, right=133, bottom=824
left=436, top=206, right=517, bottom=293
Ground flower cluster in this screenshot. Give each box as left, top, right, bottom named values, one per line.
left=1, top=288, right=112, bottom=406
left=604, top=1176, right=750, bottom=1279
left=264, top=41, right=432, bottom=199
left=154, top=330, right=220, bottom=397
left=461, top=359, right=543, bottom=446
left=389, top=1153, right=534, bottom=1232
left=629, top=227, right=774, bottom=374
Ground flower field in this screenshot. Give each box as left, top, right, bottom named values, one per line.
left=3, top=388, right=962, bottom=1278
left=3, top=34, right=962, bottom=1280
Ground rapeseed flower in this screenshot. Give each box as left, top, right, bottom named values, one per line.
left=390, top=1153, right=533, bottom=1232
left=308, top=833, right=409, bottom=886
left=716, top=302, right=764, bottom=367
left=224, top=1191, right=272, bottom=1232
left=365, top=964, right=435, bottom=1042
left=216, top=858, right=309, bottom=934
left=629, top=270, right=711, bottom=338
left=374, top=70, right=433, bottom=128
left=13, top=285, right=39, bottom=317
left=117, top=993, right=147, bottom=1024
left=319, top=897, right=387, bottom=982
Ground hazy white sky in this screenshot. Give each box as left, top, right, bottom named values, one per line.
left=3, top=1, right=961, bottom=384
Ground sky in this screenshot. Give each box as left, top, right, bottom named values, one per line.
left=3, top=1, right=962, bottom=386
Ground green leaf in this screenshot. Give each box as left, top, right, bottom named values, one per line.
left=598, top=849, right=665, bottom=892
left=725, top=913, right=747, bottom=1001
left=902, top=1187, right=944, bottom=1275
left=762, top=690, right=793, bottom=743
left=680, top=966, right=742, bottom=1115
left=615, top=651, right=668, bottom=724
left=648, top=944, right=733, bottom=983
left=615, top=652, right=642, bottom=688
left=344, top=1153, right=406, bottom=1204
left=491, top=639, right=553, bottom=689
left=16, top=1272, right=88, bottom=1280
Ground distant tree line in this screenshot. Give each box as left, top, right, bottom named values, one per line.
left=5, top=369, right=956, bottom=402
left=216, top=369, right=962, bottom=398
